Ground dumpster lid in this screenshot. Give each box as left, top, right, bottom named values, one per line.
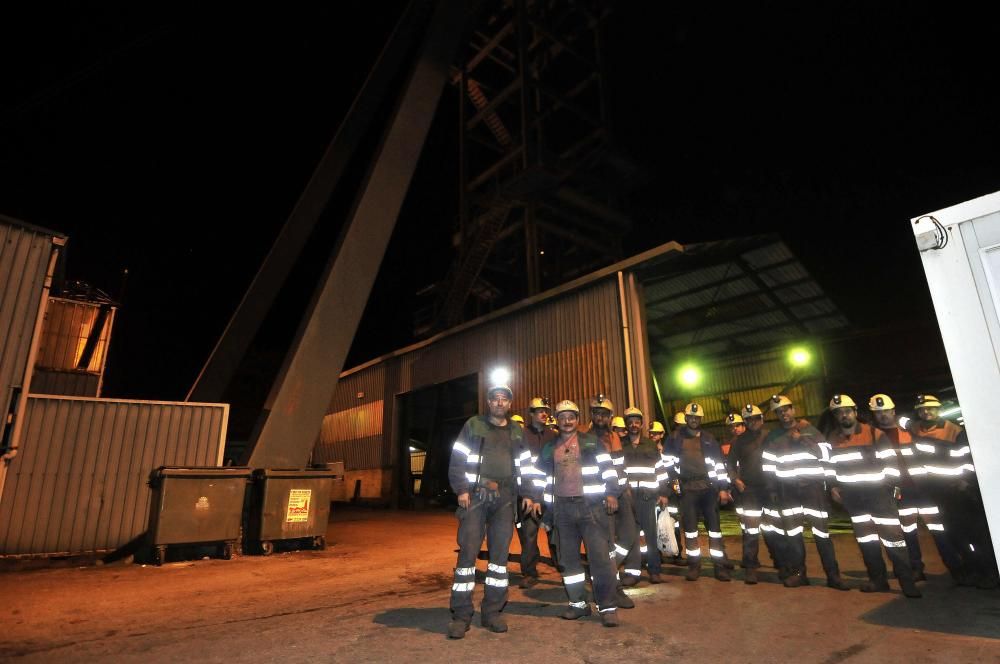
left=152, top=466, right=253, bottom=479
left=254, top=468, right=337, bottom=479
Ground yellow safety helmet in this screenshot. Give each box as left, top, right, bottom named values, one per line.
left=868, top=394, right=895, bottom=411
left=829, top=394, right=857, bottom=410
left=623, top=407, right=643, bottom=420
left=769, top=394, right=793, bottom=411
left=683, top=402, right=703, bottom=417
left=546, top=414, right=557, bottom=427
left=590, top=394, right=614, bottom=413
left=915, top=394, right=942, bottom=409
left=554, top=400, right=580, bottom=416
left=673, top=412, right=686, bottom=425
left=742, top=403, right=763, bottom=418
left=611, top=416, right=627, bottom=429
left=649, top=421, right=666, bottom=434
left=726, top=413, right=744, bottom=425
left=510, top=414, right=524, bottom=424
left=528, top=396, right=551, bottom=411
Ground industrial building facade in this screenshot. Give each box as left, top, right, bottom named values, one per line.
left=315, top=236, right=847, bottom=505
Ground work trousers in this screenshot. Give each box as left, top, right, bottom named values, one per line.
left=841, top=486, right=913, bottom=583
left=554, top=496, right=618, bottom=613
left=736, top=486, right=783, bottom=569
left=631, top=491, right=663, bottom=575
left=681, top=487, right=725, bottom=567
left=763, top=482, right=840, bottom=578
left=613, top=491, right=640, bottom=572
left=515, top=508, right=551, bottom=578
left=450, top=483, right=515, bottom=623
left=897, top=487, right=961, bottom=574
left=931, top=481, right=999, bottom=580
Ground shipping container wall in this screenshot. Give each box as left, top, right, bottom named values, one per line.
left=317, top=279, right=626, bottom=475
left=0, top=220, right=60, bottom=436
left=0, top=396, right=229, bottom=556
left=29, top=368, right=101, bottom=397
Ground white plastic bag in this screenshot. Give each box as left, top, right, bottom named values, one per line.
left=656, top=506, right=678, bottom=556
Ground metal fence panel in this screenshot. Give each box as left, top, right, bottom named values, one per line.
left=0, top=396, right=228, bottom=556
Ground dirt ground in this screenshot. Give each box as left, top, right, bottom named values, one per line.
left=0, top=507, right=998, bottom=663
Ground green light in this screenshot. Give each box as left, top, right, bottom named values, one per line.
left=677, top=364, right=702, bottom=389
left=789, top=347, right=812, bottom=368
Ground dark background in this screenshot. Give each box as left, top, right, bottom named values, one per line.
left=2, top=2, right=998, bottom=407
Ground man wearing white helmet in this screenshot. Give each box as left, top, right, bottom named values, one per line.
left=728, top=403, right=783, bottom=584
left=536, top=400, right=622, bottom=626
left=825, top=394, right=920, bottom=597
left=661, top=402, right=732, bottom=581
left=907, top=394, right=998, bottom=588
left=869, top=393, right=962, bottom=584
left=446, top=377, right=538, bottom=638
left=515, top=397, right=557, bottom=589
left=761, top=394, right=847, bottom=590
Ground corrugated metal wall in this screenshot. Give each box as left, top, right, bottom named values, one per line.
left=30, top=369, right=101, bottom=397
left=0, top=396, right=229, bottom=556
left=316, top=279, right=626, bottom=469
left=0, top=220, right=59, bottom=436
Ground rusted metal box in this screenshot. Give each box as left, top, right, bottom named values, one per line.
left=247, top=468, right=334, bottom=555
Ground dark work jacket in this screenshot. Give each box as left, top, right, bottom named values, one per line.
left=448, top=415, right=537, bottom=498
left=728, top=427, right=769, bottom=488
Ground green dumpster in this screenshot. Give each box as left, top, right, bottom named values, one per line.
left=147, top=466, right=252, bottom=565
left=247, top=468, right=335, bottom=555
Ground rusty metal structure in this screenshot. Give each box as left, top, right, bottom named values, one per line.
left=415, top=0, right=639, bottom=335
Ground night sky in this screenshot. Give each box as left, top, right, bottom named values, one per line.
left=2, top=3, right=998, bottom=411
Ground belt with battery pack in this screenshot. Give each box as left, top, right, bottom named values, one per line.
left=474, top=477, right=511, bottom=502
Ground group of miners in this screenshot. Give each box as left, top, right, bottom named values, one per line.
left=445, top=378, right=997, bottom=638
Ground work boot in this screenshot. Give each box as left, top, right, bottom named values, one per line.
left=671, top=554, right=686, bottom=567
left=620, top=574, right=640, bottom=587
left=783, top=570, right=806, bottom=588
left=519, top=575, right=539, bottom=589
left=913, top=570, right=927, bottom=583
left=615, top=587, right=635, bottom=609
left=685, top=565, right=700, bottom=581
left=482, top=614, right=508, bottom=632
left=600, top=610, right=619, bottom=627
left=860, top=579, right=891, bottom=593
left=777, top=566, right=792, bottom=581
left=826, top=575, right=850, bottom=591
left=898, top=576, right=922, bottom=599
left=561, top=604, right=592, bottom=620
left=744, top=568, right=758, bottom=585
left=447, top=619, right=470, bottom=639
left=648, top=573, right=664, bottom=584
left=715, top=566, right=731, bottom=582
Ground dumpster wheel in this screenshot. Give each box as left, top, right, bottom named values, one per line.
left=153, top=545, right=167, bottom=566
left=221, top=542, right=234, bottom=560
left=313, top=535, right=326, bottom=550
left=261, top=540, right=274, bottom=556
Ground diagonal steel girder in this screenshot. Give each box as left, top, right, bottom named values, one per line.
left=187, top=0, right=433, bottom=404
left=245, top=0, right=483, bottom=468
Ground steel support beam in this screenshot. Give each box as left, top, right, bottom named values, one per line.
left=245, top=0, right=481, bottom=468
left=186, top=0, right=432, bottom=403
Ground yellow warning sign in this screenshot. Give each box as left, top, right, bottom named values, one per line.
left=286, top=489, right=312, bottom=523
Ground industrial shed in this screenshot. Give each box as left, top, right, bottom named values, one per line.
left=315, top=235, right=848, bottom=505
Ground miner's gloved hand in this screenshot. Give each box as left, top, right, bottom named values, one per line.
left=457, top=492, right=471, bottom=509
left=656, top=495, right=669, bottom=508
left=830, top=487, right=842, bottom=503
left=718, top=490, right=732, bottom=505
left=605, top=495, right=619, bottom=514
left=522, top=497, right=542, bottom=517
left=734, top=478, right=747, bottom=493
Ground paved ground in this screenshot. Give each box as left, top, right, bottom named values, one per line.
left=0, top=507, right=998, bottom=663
